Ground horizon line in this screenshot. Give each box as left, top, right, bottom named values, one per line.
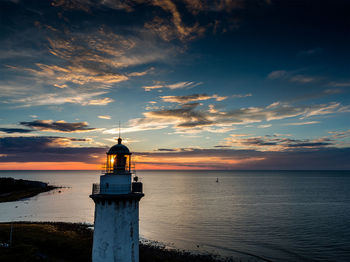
left=0, top=169, right=349, bottom=172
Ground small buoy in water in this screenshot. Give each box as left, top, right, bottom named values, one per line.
left=216, top=178, right=219, bottom=183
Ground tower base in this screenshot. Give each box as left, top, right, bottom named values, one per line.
left=90, top=193, right=144, bottom=262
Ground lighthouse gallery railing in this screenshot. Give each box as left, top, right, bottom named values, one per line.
left=92, top=183, right=100, bottom=195
left=92, top=183, right=132, bottom=194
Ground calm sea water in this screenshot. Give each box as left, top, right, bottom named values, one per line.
left=0, top=170, right=349, bottom=262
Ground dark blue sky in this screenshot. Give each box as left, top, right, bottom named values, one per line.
left=0, top=0, right=349, bottom=169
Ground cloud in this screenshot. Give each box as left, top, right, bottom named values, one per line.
left=0, top=128, right=33, bottom=134
left=1, top=17, right=178, bottom=106
left=104, top=122, right=168, bottom=135
left=143, top=81, right=201, bottom=91
left=267, top=70, right=287, bottom=79
left=289, top=75, right=317, bottom=84
left=18, top=62, right=129, bottom=87
left=258, top=124, right=271, bottom=128
left=134, top=147, right=266, bottom=169
left=221, top=134, right=334, bottom=151
left=299, top=48, right=323, bottom=56
left=37, top=26, right=175, bottom=88
left=0, top=136, right=106, bottom=163
left=98, top=115, right=112, bottom=120
left=231, top=93, right=252, bottom=98
left=104, top=137, right=140, bottom=144
left=49, top=0, right=263, bottom=42
left=183, top=0, right=246, bottom=14
left=323, top=89, right=343, bottom=95
left=0, top=0, right=270, bottom=110
left=144, top=0, right=206, bottom=42
left=0, top=82, right=34, bottom=98
left=83, top=97, right=114, bottom=106
left=54, top=84, right=68, bottom=89
left=167, top=81, right=201, bottom=89
left=328, top=81, right=350, bottom=87
left=328, top=129, right=350, bottom=139
left=121, top=101, right=349, bottom=133
left=134, top=147, right=350, bottom=170
left=143, top=84, right=164, bottom=91
left=160, top=93, right=227, bottom=103
left=284, top=121, right=320, bottom=126
left=11, top=91, right=114, bottom=107
left=267, top=70, right=317, bottom=84
left=156, top=148, right=179, bottom=152
left=141, top=103, right=213, bottom=128
left=51, top=0, right=93, bottom=12
left=301, top=102, right=348, bottom=118
left=1, top=136, right=349, bottom=170
left=128, top=67, right=154, bottom=77
left=19, top=120, right=98, bottom=133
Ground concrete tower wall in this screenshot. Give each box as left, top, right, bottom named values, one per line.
left=92, top=200, right=140, bottom=262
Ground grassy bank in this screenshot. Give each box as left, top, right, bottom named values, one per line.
left=0, top=177, right=58, bottom=202
left=0, top=222, right=233, bottom=262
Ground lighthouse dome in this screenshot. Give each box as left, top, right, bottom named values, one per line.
left=107, top=138, right=131, bottom=155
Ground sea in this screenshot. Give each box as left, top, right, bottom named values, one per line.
left=0, top=170, right=349, bottom=262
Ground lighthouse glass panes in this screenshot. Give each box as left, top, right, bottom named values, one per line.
left=106, top=153, right=131, bottom=173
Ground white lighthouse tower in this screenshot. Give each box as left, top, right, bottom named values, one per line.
left=90, top=137, right=144, bottom=262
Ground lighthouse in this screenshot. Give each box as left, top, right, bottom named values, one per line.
left=90, top=137, right=144, bottom=262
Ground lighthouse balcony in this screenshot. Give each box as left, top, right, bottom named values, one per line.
left=92, top=182, right=143, bottom=195
left=92, top=183, right=130, bottom=195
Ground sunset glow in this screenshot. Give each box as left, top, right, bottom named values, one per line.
left=0, top=162, right=99, bottom=170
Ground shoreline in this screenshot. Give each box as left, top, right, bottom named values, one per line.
left=0, top=222, right=235, bottom=262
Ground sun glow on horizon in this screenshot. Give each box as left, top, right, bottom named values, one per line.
left=0, top=154, right=266, bottom=171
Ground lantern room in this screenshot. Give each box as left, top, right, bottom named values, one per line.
left=105, top=138, right=131, bottom=174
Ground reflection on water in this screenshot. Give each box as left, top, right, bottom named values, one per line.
left=0, top=170, right=350, bottom=262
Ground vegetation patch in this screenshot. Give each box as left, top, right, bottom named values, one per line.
left=0, top=222, right=235, bottom=262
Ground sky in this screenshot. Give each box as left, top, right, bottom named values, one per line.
left=0, top=0, right=349, bottom=170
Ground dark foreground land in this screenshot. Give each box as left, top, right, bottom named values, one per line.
left=0, top=177, right=58, bottom=202
left=0, top=222, right=234, bottom=262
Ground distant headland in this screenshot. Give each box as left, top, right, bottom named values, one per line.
left=0, top=177, right=58, bottom=203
